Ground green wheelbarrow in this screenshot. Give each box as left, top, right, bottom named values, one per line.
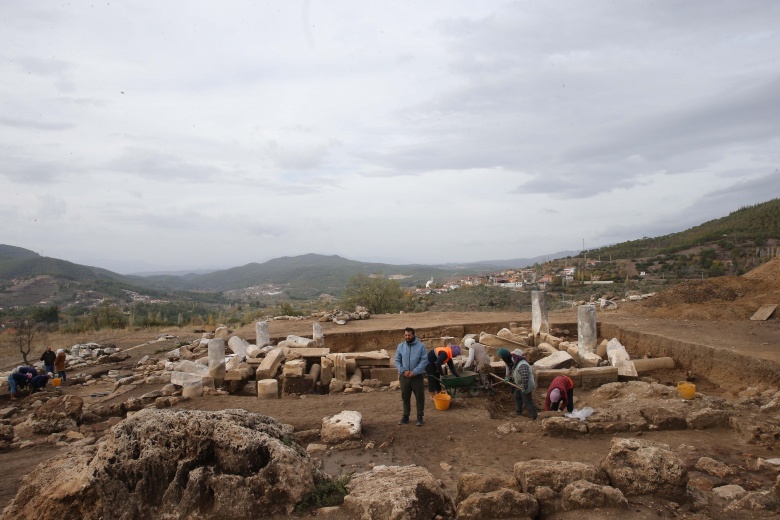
left=437, top=371, right=482, bottom=397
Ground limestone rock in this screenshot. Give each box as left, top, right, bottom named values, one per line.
left=456, top=473, right=518, bottom=503
left=456, top=488, right=538, bottom=520
left=31, top=395, right=83, bottom=434
left=601, top=437, right=688, bottom=499
left=514, top=460, right=608, bottom=493
left=726, top=490, right=778, bottom=511
left=640, top=406, right=688, bottom=430
left=541, top=417, right=589, bottom=437
left=561, top=479, right=628, bottom=510
left=343, top=465, right=455, bottom=520
left=712, top=484, right=746, bottom=500
left=687, top=408, right=731, bottom=429
left=3, top=409, right=323, bottom=519
left=321, top=411, right=362, bottom=443
left=695, top=457, right=733, bottom=478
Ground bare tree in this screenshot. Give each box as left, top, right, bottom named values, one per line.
left=11, top=319, right=42, bottom=366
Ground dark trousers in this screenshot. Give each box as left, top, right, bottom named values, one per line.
left=44, top=365, right=54, bottom=375
left=550, top=388, right=575, bottom=413
left=425, top=362, right=443, bottom=393
left=400, top=373, right=425, bottom=418
left=514, top=389, right=537, bottom=419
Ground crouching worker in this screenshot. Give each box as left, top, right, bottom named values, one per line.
left=426, top=345, right=461, bottom=398
left=7, top=366, right=36, bottom=400
left=545, top=375, right=575, bottom=413
left=30, top=373, right=52, bottom=393
left=463, top=338, right=494, bottom=394
left=511, top=350, right=537, bottom=420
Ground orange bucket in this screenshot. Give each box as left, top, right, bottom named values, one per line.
left=51, top=378, right=62, bottom=387
left=677, top=381, right=696, bottom=400
left=433, top=392, right=451, bottom=411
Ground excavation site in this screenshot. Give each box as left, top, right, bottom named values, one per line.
left=1, top=259, right=779, bottom=519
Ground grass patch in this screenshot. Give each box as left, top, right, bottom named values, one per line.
left=296, top=474, right=350, bottom=513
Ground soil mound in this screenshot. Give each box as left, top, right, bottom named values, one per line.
left=634, top=258, right=780, bottom=320
left=742, top=257, right=780, bottom=289
left=2, top=408, right=325, bottom=520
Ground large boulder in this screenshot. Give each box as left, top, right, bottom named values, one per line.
left=456, top=488, right=538, bottom=520
left=601, top=438, right=688, bottom=500
left=343, top=465, right=454, bottom=520
left=514, top=460, right=609, bottom=493
left=31, top=395, right=83, bottom=434
left=3, top=409, right=325, bottom=519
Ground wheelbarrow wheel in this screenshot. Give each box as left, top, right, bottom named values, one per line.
left=468, top=387, right=481, bottom=397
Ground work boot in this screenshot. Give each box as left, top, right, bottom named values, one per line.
left=398, top=416, right=409, bottom=425
left=416, top=416, right=424, bottom=426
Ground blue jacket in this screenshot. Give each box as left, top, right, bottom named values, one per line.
left=394, top=338, right=428, bottom=376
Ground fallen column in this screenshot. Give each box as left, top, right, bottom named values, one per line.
left=632, top=357, right=675, bottom=374
left=257, top=379, right=279, bottom=399
left=256, top=348, right=285, bottom=380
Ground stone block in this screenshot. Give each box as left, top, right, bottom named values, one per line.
left=370, top=367, right=401, bottom=385
left=256, top=348, right=285, bottom=380
left=533, top=351, right=576, bottom=370
left=580, top=366, right=618, bottom=389
left=320, top=357, right=333, bottom=386
left=456, top=473, right=519, bottom=503
left=640, top=407, right=687, bottom=430
left=321, top=411, right=362, bottom=443
left=579, top=351, right=602, bottom=368
left=224, top=365, right=254, bottom=381
left=282, top=359, right=306, bottom=377
left=257, top=379, right=278, bottom=399
left=514, top=460, right=608, bottom=493
left=541, top=417, right=589, bottom=437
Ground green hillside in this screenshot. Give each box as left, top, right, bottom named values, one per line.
left=587, top=198, right=780, bottom=261
left=0, top=245, right=40, bottom=262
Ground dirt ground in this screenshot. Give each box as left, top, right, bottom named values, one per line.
left=1, top=260, right=779, bottom=517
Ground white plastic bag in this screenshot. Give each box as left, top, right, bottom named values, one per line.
left=565, top=407, right=594, bottom=421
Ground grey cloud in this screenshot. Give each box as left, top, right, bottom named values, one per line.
left=105, top=147, right=222, bottom=181
left=0, top=116, right=75, bottom=131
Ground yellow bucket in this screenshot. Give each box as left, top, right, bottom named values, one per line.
left=677, top=381, right=696, bottom=400
left=51, top=378, right=62, bottom=387
left=433, top=392, right=451, bottom=411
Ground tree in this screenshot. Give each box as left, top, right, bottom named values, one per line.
left=10, top=319, right=43, bottom=365
left=342, top=273, right=404, bottom=314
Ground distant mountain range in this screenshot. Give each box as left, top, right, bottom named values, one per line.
left=1, top=197, right=778, bottom=308
left=0, top=244, right=577, bottom=306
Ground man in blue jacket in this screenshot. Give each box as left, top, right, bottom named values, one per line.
left=394, top=327, right=428, bottom=426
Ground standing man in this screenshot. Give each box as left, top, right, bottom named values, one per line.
left=40, top=346, right=56, bottom=375
left=511, top=350, right=538, bottom=420
left=394, top=327, right=428, bottom=426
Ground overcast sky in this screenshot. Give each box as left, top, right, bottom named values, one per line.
left=2, top=1, right=779, bottom=274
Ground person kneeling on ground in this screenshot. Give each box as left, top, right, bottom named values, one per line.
left=545, top=375, right=575, bottom=413
left=462, top=338, right=494, bottom=395
left=54, top=349, right=67, bottom=382
left=426, top=345, right=461, bottom=398
left=511, top=350, right=537, bottom=420
left=30, top=373, right=52, bottom=393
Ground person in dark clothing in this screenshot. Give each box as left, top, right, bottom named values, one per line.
left=425, top=345, right=461, bottom=397
left=40, top=346, right=56, bottom=375
left=545, top=375, right=575, bottom=413
left=394, top=327, right=429, bottom=426
left=30, top=373, right=52, bottom=393
left=7, top=366, right=36, bottom=400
